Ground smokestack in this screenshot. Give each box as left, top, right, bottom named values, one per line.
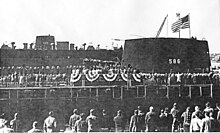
left=23, top=43, right=28, bottom=49
left=30, top=43, right=34, bottom=49
left=70, top=43, right=75, bottom=50
left=11, top=42, right=15, bottom=49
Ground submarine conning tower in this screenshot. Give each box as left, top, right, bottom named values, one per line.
left=122, top=38, right=211, bottom=73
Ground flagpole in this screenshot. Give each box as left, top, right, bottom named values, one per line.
left=175, top=13, right=181, bottom=38
left=178, top=14, right=181, bottom=38
left=188, top=13, right=191, bottom=38
left=167, top=14, right=168, bottom=37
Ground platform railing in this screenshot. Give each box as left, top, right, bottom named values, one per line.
left=0, top=83, right=215, bottom=102
left=0, top=81, right=69, bottom=88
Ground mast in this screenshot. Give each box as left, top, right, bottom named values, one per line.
left=156, top=14, right=168, bottom=38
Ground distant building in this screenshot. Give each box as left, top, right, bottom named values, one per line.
left=57, top=41, right=69, bottom=50
left=35, top=35, right=55, bottom=50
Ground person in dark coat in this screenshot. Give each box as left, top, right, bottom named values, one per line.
left=100, top=109, right=112, bottom=132
left=137, top=106, right=145, bottom=132
left=200, top=111, right=219, bottom=132
left=129, top=110, right=141, bottom=132
left=159, top=109, right=168, bottom=131
left=113, top=110, right=125, bottom=132
left=181, top=106, right=192, bottom=132
left=74, top=113, right=88, bottom=133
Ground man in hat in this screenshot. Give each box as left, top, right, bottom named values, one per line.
left=69, top=109, right=80, bottom=132
left=43, top=111, right=57, bottom=133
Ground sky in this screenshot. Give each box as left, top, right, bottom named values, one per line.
left=0, top=0, right=219, bottom=52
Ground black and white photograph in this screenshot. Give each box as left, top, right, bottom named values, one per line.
left=0, top=0, right=220, bottom=132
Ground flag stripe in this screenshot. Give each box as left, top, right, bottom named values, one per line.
left=181, top=22, right=190, bottom=29
left=171, top=19, right=181, bottom=32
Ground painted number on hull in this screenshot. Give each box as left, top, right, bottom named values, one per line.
left=169, top=59, right=180, bottom=64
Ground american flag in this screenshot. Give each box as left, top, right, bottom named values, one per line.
left=180, top=15, right=190, bottom=29
left=171, top=15, right=190, bottom=33
left=171, top=19, right=182, bottom=32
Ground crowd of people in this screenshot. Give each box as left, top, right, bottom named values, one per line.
left=0, top=65, right=220, bottom=87
left=1, top=102, right=220, bottom=132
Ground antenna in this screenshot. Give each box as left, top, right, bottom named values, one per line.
left=129, top=34, right=146, bottom=38
left=156, top=14, right=168, bottom=38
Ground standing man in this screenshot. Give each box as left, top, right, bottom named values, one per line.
left=69, top=109, right=80, bottom=132
left=209, top=111, right=220, bottom=132
left=159, top=109, right=167, bottom=131
left=190, top=111, right=202, bottom=132
left=74, top=113, right=88, bottom=132
left=201, top=111, right=219, bottom=132
left=213, top=103, right=220, bottom=120
left=129, top=110, right=141, bottom=132
left=164, top=107, right=173, bottom=132
left=170, top=103, right=180, bottom=132
left=100, top=109, right=112, bottom=132
left=43, top=111, right=57, bottom=133
left=192, top=106, right=203, bottom=119
left=181, top=106, right=192, bottom=132
left=137, top=106, right=145, bottom=132
left=145, top=106, right=158, bottom=132
left=10, top=113, right=22, bottom=132
left=203, top=102, right=213, bottom=114
left=86, top=109, right=99, bottom=132
left=200, top=111, right=211, bottom=132
left=113, top=110, right=125, bottom=132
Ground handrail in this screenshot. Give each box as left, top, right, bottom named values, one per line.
left=0, top=83, right=213, bottom=90
left=0, top=84, right=215, bottom=101
left=0, top=84, right=119, bottom=90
